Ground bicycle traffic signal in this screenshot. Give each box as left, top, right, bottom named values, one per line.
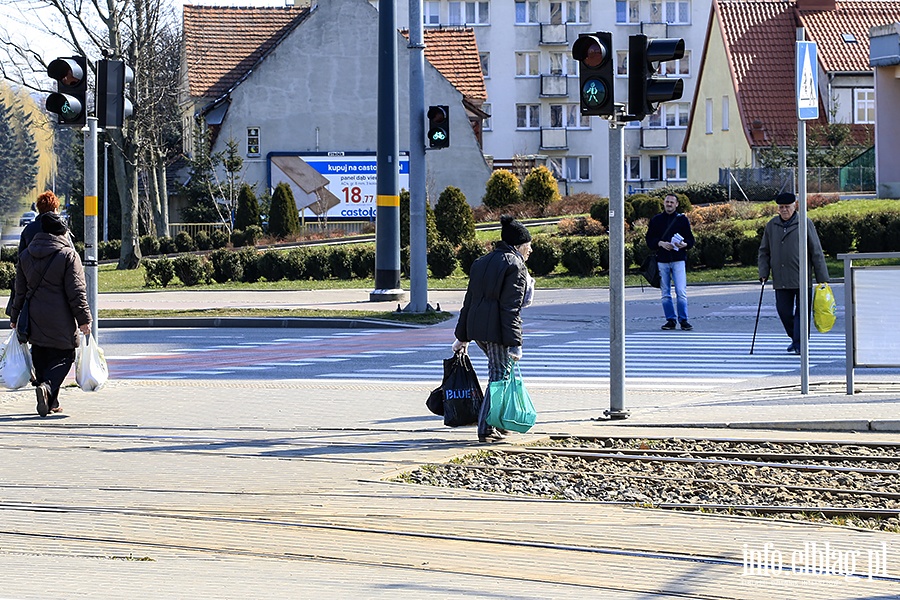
left=97, top=59, right=134, bottom=128
left=427, top=105, right=449, bottom=149
left=572, top=32, right=615, bottom=117
left=628, top=34, right=685, bottom=121
left=46, top=56, right=87, bottom=127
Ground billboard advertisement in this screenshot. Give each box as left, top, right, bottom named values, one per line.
left=268, top=152, right=410, bottom=220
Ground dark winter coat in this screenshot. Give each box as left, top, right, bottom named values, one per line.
left=10, top=232, right=91, bottom=350
left=758, top=212, right=829, bottom=289
left=646, top=211, right=694, bottom=263
left=454, top=242, right=527, bottom=348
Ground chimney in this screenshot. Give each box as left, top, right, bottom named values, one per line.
left=795, top=0, right=836, bottom=11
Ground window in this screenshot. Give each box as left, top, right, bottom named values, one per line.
left=482, top=103, right=492, bottom=131
left=516, top=104, right=540, bottom=128
left=550, top=1, right=562, bottom=25
left=626, top=156, right=641, bottom=180
left=566, top=104, right=590, bottom=128
left=516, top=52, right=540, bottom=76
left=855, top=88, right=875, bottom=124
left=616, top=0, right=639, bottom=23
left=661, top=51, right=690, bottom=76
left=565, top=0, right=590, bottom=23
left=449, top=1, right=489, bottom=25
left=650, top=0, right=690, bottom=24
left=480, top=52, right=490, bottom=78
left=722, top=96, right=729, bottom=131
left=566, top=156, right=591, bottom=181
left=648, top=111, right=663, bottom=128
left=705, top=98, right=713, bottom=134
left=515, top=0, right=539, bottom=24
left=515, top=0, right=538, bottom=24
left=616, top=51, right=628, bottom=76
left=549, top=52, right=576, bottom=76
left=664, top=103, right=690, bottom=128
left=247, top=127, right=260, bottom=156
left=424, top=1, right=440, bottom=25
left=650, top=155, right=687, bottom=180
left=550, top=104, right=564, bottom=128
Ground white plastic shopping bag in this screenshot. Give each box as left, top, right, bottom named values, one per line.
left=75, top=331, right=109, bottom=392
left=0, top=331, right=34, bottom=389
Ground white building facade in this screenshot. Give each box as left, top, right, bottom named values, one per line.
left=390, top=0, right=712, bottom=197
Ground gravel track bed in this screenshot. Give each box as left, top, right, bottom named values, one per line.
left=547, top=437, right=900, bottom=458
left=398, top=437, right=900, bottom=531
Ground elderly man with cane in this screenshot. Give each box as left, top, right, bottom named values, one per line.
left=757, top=192, right=830, bottom=355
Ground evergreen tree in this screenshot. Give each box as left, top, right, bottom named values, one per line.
left=0, top=96, right=39, bottom=213
left=178, top=126, right=225, bottom=223
left=434, top=186, right=475, bottom=246
left=234, top=183, right=261, bottom=230
left=268, top=182, right=300, bottom=238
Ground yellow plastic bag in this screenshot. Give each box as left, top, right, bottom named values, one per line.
left=813, top=282, right=837, bottom=333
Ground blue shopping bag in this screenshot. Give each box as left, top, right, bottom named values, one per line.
left=486, top=361, right=536, bottom=433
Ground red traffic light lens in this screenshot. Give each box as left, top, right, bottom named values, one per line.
left=573, top=35, right=609, bottom=68
left=583, top=42, right=606, bottom=68
left=427, top=106, right=447, bottom=123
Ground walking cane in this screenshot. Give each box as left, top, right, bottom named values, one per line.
left=750, top=279, right=766, bottom=355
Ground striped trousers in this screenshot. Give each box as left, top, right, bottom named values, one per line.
left=475, top=340, right=513, bottom=436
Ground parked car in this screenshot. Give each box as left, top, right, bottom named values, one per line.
left=19, top=211, right=36, bottom=227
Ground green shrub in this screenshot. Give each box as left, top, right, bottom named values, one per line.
left=629, top=194, right=664, bottom=221
left=686, top=236, right=704, bottom=270
left=210, top=229, right=229, bottom=249
left=401, top=245, right=411, bottom=277
left=482, top=169, right=521, bottom=209
left=736, top=234, right=762, bottom=267
left=427, top=238, right=458, bottom=279
left=237, top=247, right=262, bottom=283
left=350, top=245, right=375, bottom=279
left=268, top=182, right=301, bottom=238
left=142, top=258, right=175, bottom=288
left=811, top=214, right=854, bottom=258
left=98, top=239, right=121, bottom=260
left=521, top=165, right=560, bottom=208
left=457, top=238, right=488, bottom=275
left=434, top=186, right=475, bottom=246
left=244, top=225, right=264, bottom=247
left=327, top=246, right=354, bottom=280
left=259, top=250, right=288, bottom=282
left=558, top=216, right=606, bottom=236
left=0, top=262, right=15, bottom=290
left=210, top=249, right=242, bottom=283
left=399, top=190, right=440, bottom=248
left=303, top=247, right=330, bottom=280
left=230, top=229, right=246, bottom=248
left=528, top=235, right=560, bottom=276
left=699, top=230, right=732, bottom=269
left=560, top=237, right=601, bottom=276
left=658, top=183, right=728, bottom=205
left=158, top=236, right=177, bottom=254
left=174, top=231, right=197, bottom=253
left=173, top=254, right=207, bottom=286
left=284, top=248, right=307, bottom=280
left=194, top=230, right=212, bottom=251
left=595, top=237, right=633, bottom=270
left=1, top=247, right=17, bottom=263
left=234, top=183, right=261, bottom=230
left=590, top=197, right=634, bottom=228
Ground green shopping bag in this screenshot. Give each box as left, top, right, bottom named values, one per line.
left=486, top=361, right=537, bottom=433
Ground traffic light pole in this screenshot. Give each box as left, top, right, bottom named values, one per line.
left=83, top=117, right=99, bottom=340
left=605, top=109, right=629, bottom=420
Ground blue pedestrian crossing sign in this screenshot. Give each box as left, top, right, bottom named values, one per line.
left=797, top=41, right=819, bottom=120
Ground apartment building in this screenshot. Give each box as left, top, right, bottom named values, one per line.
left=392, top=0, right=712, bottom=197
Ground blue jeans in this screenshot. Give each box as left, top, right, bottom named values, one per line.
left=658, top=260, right=688, bottom=322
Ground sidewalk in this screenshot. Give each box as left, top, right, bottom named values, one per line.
left=0, top=287, right=896, bottom=597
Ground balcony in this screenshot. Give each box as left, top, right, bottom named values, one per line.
left=540, top=128, right=568, bottom=150
left=540, top=74, right=568, bottom=96
left=540, top=23, right=567, bottom=45
left=641, top=127, right=669, bottom=149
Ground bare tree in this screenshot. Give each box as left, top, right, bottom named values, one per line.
left=0, top=0, right=181, bottom=268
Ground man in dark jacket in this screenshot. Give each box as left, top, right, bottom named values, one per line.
left=758, top=192, right=829, bottom=354
left=646, top=194, right=695, bottom=331
left=10, top=212, right=92, bottom=417
left=453, top=215, right=531, bottom=443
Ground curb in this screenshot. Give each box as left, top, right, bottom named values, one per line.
left=98, top=316, right=422, bottom=329
left=606, top=419, right=900, bottom=433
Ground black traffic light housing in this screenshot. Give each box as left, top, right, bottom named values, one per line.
left=97, top=59, right=134, bottom=128
left=427, top=105, right=449, bottom=149
left=46, top=56, right=87, bottom=127
left=572, top=32, right=615, bottom=117
left=628, top=34, right=685, bottom=121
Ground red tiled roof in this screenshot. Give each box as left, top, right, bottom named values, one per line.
left=183, top=4, right=310, bottom=99
left=799, top=1, right=900, bottom=72
left=422, top=28, right=486, bottom=102
left=718, top=0, right=801, bottom=146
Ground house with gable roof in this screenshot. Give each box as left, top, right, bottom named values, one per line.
left=179, top=0, right=490, bottom=220
left=684, top=0, right=899, bottom=185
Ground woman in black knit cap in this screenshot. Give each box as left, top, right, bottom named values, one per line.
left=453, top=215, right=533, bottom=442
